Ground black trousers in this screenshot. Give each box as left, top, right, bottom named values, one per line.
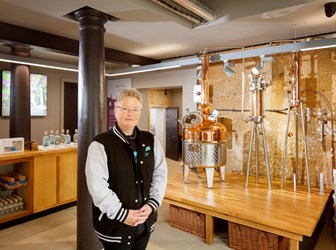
left=101, top=231, right=150, bottom=250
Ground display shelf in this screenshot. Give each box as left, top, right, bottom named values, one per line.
left=0, top=147, right=77, bottom=225
left=0, top=157, right=33, bottom=224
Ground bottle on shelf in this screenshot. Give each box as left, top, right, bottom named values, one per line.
left=42, top=130, right=49, bottom=148
left=60, top=129, right=65, bottom=145
left=73, top=129, right=78, bottom=145
left=55, top=130, right=61, bottom=147
left=49, top=130, right=55, bottom=148
left=64, top=129, right=71, bottom=146
left=11, top=141, right=16, bottom=151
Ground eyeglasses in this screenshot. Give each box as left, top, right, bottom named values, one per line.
left=116, top=106, right=142, bottom=114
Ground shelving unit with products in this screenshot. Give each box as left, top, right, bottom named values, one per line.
left=0, top=147, right=77, bottom=225
left=0, top=158, right=33, bottom=224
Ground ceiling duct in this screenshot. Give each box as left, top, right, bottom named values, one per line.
left=151, top=0, right=215, bottom=24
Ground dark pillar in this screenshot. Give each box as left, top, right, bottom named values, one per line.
left=74, top=8, right=108, bottom=250
left=9, top=45, right=31, bottom=142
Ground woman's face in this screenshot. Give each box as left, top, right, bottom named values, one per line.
left=114, top=96, right=142, bottom=135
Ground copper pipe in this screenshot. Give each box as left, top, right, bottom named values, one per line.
left=252, top=89, right=263, bottom=118
left=250, top=75, right=264, bottom=120
left=291, top=52, right=300, bottom=107
left=200, top=53, right=210, bottom=105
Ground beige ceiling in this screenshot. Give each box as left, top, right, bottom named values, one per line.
left=0, top=0, right=335, bottom=67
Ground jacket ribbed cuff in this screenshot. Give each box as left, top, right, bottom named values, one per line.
left=115, top=207, right=129, bottom=222
left=147, top=198, right=160, bottom=212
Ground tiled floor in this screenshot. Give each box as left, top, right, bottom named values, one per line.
left=0, top=158, right=335, bottom=249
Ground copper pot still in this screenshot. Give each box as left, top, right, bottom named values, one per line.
left=179, top=53, right=227, bottom=168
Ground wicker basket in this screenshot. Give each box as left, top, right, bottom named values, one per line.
left=169, top=205, right=205, bottom=238
left=228, top=222, right=289, bottom=250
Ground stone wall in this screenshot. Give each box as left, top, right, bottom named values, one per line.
left=148, top=89, right=172, bottom=107
left=208, top=49, right=336, bottom=188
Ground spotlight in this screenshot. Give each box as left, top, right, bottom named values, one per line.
left=223, top=60, right=235, bottom=77
left=251, top=55, right=273, bottom=75
left=325, top=2, right=336, bottom=18
left=252, top=62, right=264, bottom=75
left=196, top=65, right=202, bottom=80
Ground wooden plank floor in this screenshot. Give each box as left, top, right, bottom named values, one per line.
left=164, top=171, right=332, bottom=245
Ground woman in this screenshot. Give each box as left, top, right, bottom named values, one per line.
left=85, top=88, right=167, bottom=250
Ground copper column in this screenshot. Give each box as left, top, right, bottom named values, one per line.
left=281, top=52, right=310, bottom=192
left=245, top=73, right=272, bottom=189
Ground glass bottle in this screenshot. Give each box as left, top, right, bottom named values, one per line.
left=64, top=129, right=71, bottom=146
left=73, top=129, right=78, bottom=144
left=55, top=130, right=61, bottom=147
left=49, top=129, right=55, bottom=148
left=60, top=129, right=65, bottom=145
left=42, top=130, right=49, bottom=148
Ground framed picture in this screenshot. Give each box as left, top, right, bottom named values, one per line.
left=1, top=70, right=48, bottom=116
left=1, top=70, right=10, bottom=116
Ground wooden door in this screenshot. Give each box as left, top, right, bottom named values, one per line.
left=58, top=152, right=77, bottom=204
left=166, top=107, right=179, bottom=161
left=33, top=155, right=57, bottom=212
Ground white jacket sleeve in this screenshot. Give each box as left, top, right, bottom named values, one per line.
left=147, top=136, right=168, bottom=211
left=85, top=141, right=128, bottom=222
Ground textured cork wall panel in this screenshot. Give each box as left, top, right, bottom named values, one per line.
left=148, top=89, right=172, bottom=107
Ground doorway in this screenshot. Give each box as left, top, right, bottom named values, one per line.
left=165, top=107, right=179, bottom=161
left=150, top=107, right=166, bottom=152
left=150, top=106, right=180, bottom=161
left=63, top=81, right=78, bottom=136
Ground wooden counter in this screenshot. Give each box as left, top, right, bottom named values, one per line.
left=0, top=146, right=77, bottom=161
left=0, top=147, right=77, bottom=224
left=164, top=172, right=332, bottom=250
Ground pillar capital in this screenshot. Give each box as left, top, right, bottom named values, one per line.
left=10, top=44, right=32, bottom=57
left=73, top=7, right=111, bottom=31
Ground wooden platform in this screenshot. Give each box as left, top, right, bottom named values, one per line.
left=164, top=172, right=332, bottom=250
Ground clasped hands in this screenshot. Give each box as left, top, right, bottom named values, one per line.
left=124, top=204, right=153, bottom=227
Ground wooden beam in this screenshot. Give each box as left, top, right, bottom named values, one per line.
left=0, top=22, right=159, bottom=65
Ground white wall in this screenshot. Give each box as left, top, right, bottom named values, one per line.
left=120, top=67, right=197, bottom=130
left=150, top=107, right=166, bottom=152
left=0, top=64, right=196, bottom=143
left=0, top=62, right=78, bottom=143
left=171, top=88, right=183, bottom=135
left=137, top=89, right=148, bottom=131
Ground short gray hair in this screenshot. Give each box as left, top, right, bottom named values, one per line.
left=116, top=88, right=142, bottom=105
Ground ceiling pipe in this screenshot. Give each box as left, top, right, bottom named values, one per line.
left=107, top=36, right=336, bottom=77
left=151, top=0, right=215, bottom=24
left=172, top=0, right=216, bottom=22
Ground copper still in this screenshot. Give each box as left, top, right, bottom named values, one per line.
left=179, top=53, right=227, bottom=188
left=245, top=71, right=272, bottom=189
left=281, top=51, right=310, bottom=192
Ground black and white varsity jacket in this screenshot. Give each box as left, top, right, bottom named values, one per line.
left=85, top=124, right=167, bottom=245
